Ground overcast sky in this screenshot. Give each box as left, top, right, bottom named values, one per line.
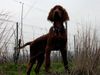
left=0, top=0, right=100, bottom=46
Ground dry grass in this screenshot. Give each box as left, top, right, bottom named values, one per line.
left=71, top=26, right=100, bottom=75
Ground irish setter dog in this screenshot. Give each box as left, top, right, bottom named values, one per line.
left=45, top=5, right=69, bottom=73
left=19, top=5, right=69, bottom=75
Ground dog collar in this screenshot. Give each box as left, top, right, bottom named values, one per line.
left=52, top=26, right=64, bottom=32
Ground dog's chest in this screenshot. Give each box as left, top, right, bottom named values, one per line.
left=49, top=37, right=66, bottom=50
left=51, top=35, right=66, bottom=44
left=48, top=27, right=67, bottom=49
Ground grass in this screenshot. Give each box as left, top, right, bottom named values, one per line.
left=0, top=63, right=26, bottom=75
left=71, top=25, right=100, bottom=75
left=0, top=24, right=100, bottom=75
left=0, top=62, right=70, bottom=75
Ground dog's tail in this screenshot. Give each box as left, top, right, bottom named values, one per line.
left=18, top=41, right=32, bottom=49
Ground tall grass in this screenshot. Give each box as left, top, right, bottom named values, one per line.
left=71, top=26, right=100, bottom=75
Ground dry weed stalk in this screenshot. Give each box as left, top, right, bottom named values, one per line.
left=72, top=26, right=100, bottom=75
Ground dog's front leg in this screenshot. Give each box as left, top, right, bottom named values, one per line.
left=60, top=48, right=69, bottom=71
left=45, top=46, right=51, bottom=72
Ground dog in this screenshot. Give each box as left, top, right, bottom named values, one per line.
left=45, top=5, right=69, bottom=72
left=19, top=5, right=69, bottom=75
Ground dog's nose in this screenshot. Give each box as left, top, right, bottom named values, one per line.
left=55, top=11, right=58, bottom=15
left=54, top=10, right=59, bottom=15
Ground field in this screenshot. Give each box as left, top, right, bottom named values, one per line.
left=0, top=62, right=72, bottom=75
left=0, top=12, right=100, bottom=75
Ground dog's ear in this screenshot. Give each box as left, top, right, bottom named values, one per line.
left=47, top=8, right=54, bottom=22
left=62, top=9, right=69, bottom=22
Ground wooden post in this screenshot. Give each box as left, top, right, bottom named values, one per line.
left=13, top=22, right=19, bottom=64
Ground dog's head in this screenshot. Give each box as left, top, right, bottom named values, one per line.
left=48, top=5, right=69, bottom=22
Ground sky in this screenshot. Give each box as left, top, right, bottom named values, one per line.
left=0, top=0, right=100, bottom=51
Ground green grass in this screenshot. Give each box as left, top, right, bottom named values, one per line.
left=0, top=62, right=70, bottom=75
left=0, top=63, right=26, bottom=75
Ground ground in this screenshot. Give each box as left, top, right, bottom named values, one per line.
left=0, top=62, right=71, bottom=75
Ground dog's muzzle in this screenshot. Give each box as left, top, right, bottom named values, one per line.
left=53, top=11, right=62, bottom=20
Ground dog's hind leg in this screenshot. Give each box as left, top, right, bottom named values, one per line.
left=34, top=53, right=44, bottom=75
left=27, top=57, right=36, bottom=75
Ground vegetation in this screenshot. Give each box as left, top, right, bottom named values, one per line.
left=0, top=12, right=100, bottom=75
left=71, top=26, right=100, bottom=75
left=0, top=62, right=70, bottom=75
